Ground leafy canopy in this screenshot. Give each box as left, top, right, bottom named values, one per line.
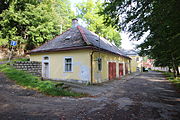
left=0, top=0, right=74, bottom=50
left=76, top=0, right=121, bottom=47
left=101, top=0, right=180, bottom=76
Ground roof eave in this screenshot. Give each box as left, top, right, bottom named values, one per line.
left=27, top=46, right=95, bottom=54
left=28, top=46, right=130, bottom=59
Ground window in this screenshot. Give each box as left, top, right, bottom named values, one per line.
left=136, top=57, right=139, bottom=61
left=97, top=58, right=102, bottom=71
left=64, top=57, right=72, bottom=72
left=44, top=56, right=49, bottom=60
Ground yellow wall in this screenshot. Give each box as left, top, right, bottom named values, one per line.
left=30, top=49, right=130, bottom=83
left=92, top=51, right=130, bottom=83
left=128, top=55, right=142, bottom=72
left=30, top=49, right=91, bottom=83
left=129, top=56, right=138, bottom=72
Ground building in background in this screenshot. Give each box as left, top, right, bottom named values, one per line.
left=125, top=50, right=143, bottom=72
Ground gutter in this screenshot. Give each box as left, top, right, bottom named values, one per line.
left=90, top=51, right=93, bottom=84
left=90, top=49, right=101, bottom=84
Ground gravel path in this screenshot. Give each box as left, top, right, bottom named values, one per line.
left=0, top=71, right=179, bottom=120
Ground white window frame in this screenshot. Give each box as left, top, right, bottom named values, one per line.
left=64, top=57, right=73, bottom=72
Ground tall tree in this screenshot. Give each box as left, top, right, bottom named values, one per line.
left=76, top=0, right=121, bottom=47
left=0, top=0, right=74, bottom=50
left=101, top=0, right=180, bottom=76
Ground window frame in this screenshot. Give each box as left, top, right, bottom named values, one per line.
left=64, top=57, right=73, bottom=72
left=97, top=58, right=102, bottom=71
left=136, top=57, right=139, bottom=62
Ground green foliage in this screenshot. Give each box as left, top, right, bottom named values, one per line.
left=162, top=71, right=180, bottom=89
left=0, top=0, right=11, bottom=14
left=76, top=0, right=121, bottom=47
left=0, top=64, right=85, bottom=97
left=101, top=0, right=180, bottom=76
left=0, top=0, right=74, bottom=50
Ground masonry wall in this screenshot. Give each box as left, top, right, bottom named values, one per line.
left=12, top=61, right=42, bottom=76
left=92, top=51, right=130, bottom=83
left=30, top=49, right=91, bottom=83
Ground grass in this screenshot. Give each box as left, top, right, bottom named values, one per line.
left=12, top=58, right=29, bottom=62
left=0, top=64, right=86, bottom=97
left=0, top=58, right=29, bottom=62
left=161, top=71, right=180, bottom=89
left=0, top=58, right=8, bottom=62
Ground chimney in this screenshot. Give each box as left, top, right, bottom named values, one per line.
left=72, top=18, right=78, bottom=28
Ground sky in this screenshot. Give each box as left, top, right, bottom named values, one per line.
left=69, top=0, right=145, bottom=50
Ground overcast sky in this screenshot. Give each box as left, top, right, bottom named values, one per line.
left=69, top=0, right=144, bottom=50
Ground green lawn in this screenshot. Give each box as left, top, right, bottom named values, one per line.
left=162, top=71, right=180, bottom=89
left=0, top=64, right=86, bottom=97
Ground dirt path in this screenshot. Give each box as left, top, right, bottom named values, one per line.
left=0, top=72, right=179, bottom=120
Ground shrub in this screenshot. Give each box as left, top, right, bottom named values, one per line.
left=0, top=64, right=85, bottom=97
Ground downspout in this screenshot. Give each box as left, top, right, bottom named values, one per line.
left=90, top=52, right=93, bottom=84
left=129, top=59, right=131, bottom=73
left=90, top=50, right=99, bottom=84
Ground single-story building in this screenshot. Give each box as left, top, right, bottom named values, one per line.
left=29, top=19, right=131, bottom=83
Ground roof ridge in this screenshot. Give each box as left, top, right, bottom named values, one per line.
left=77, top=26, right=91, bottom=45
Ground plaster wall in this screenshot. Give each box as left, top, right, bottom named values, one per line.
left=30, top=49, right=91, bottom=83
left=92, top=51, right=130, bottom=83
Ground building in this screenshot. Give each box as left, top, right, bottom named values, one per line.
left=29, top=19, right=131, bottom=84
left=125, top=50, right=143, bottom=72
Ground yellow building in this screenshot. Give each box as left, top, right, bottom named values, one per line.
left=29, top=19, right=131, bottom=83
left=125, top=50, right=142, bottom=72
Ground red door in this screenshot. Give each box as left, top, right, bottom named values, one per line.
left=113, top=62, right=116, bottom=79
left=119, top=63, right=123, bottom=78
left=108, top=62, right=116, bottom=80
left=108, top=62, right=113, bottom=80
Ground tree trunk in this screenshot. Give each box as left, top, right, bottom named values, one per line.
left=168, top=67, right=171, bottom=72
left=176, top=66, right=179, bottom=76
left=171, top=53, right=176, bottom=77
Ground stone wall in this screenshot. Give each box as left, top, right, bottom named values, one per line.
left=12, top=61, right=42, bottom=77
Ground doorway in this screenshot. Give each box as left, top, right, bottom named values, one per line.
left=108, top=62, right=116, bottom=80
left=42, top=56, right=50, bottom=78
left=119, top=63, right=123, bottom=78
left=43, top=62, right=49, bottom=78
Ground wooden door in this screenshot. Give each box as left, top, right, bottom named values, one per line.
left=108, top=62, right=116, bottom=80
left=119, top=63, right=123, bottom=77
left=112, top=62, right=116, bottom=79
left=108, top=62, right=113, bottom=80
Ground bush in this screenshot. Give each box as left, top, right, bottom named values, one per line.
left=0, top=64, right=85, bottom=97
left=161, top=71, right=180, bottom=89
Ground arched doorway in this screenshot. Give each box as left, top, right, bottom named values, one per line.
left=42, top=56, right=50, bottom=78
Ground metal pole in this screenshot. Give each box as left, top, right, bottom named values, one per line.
left=8, top=46, right=13, bottom=62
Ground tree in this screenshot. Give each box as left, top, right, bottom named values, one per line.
left=101, top=0, right=180, bottom=76
left=0, top=0, right=74, bottom=50
left=76, top=0, right=121, bottom=47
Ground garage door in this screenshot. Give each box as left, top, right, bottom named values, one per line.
left=108, top=62, right=116, bottom=80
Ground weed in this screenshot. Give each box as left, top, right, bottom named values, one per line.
left=161, top=71, right=180, bottom=89
left=0, top=64, right=85, bottom=97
